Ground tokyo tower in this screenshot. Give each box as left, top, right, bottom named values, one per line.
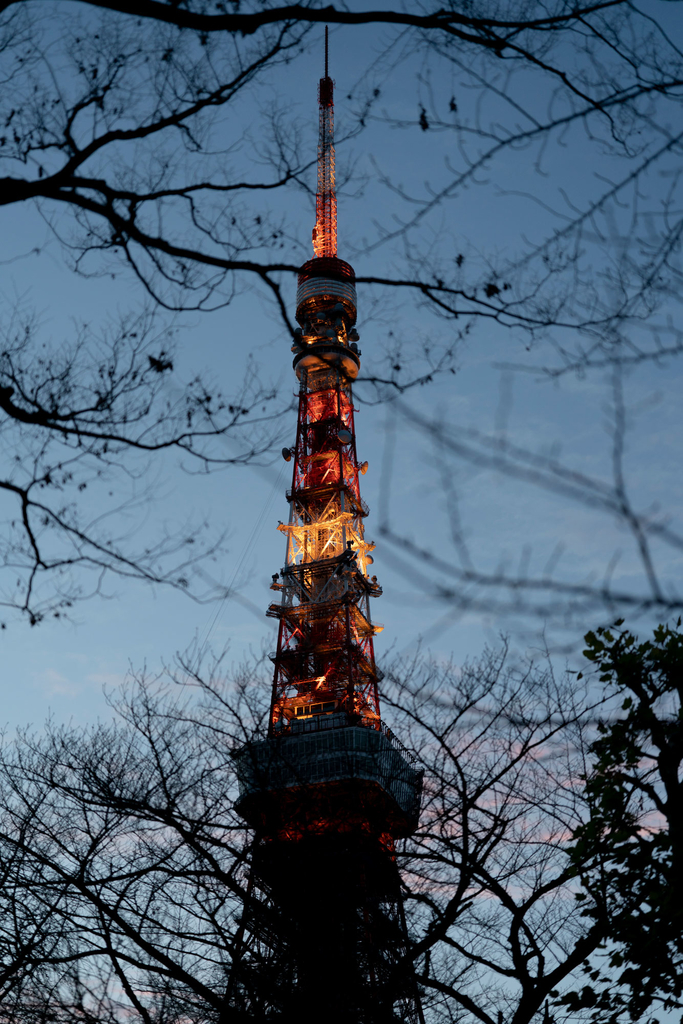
left=230, top=30, right=424, bottom=1024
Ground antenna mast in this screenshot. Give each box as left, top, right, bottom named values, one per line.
left=312, top=26, right=337, bottom=258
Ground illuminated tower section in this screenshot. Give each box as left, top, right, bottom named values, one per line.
left=230, top=35, right=424, bottom=1024
left=269, top=25, right=383, bottom=748
left=270, top=262, right=378, bottom=734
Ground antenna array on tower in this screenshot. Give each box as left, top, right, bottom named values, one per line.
left=312, top=26, right=337, bottom=258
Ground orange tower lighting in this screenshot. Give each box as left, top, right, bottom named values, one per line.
left=228, top=34, right=424, bottom=1024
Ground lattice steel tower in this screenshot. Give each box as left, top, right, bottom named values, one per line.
left=230, top=31, right=424, bottom=1024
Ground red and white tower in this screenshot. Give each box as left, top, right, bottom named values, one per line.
left=230, top=32, right=424, bottom=1024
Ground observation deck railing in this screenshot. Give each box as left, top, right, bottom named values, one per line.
left=234, top=715, right=422, bottom=829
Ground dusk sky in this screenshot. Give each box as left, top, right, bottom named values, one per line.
left=1, top=4, right=682, bottom=734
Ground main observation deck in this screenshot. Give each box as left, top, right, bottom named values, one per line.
left=234, top=717, right=422, bottom=839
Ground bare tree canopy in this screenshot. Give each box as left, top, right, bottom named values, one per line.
left=0, top=304, right=287, bottom=625
left=0, top=0, right=681, bottom=636
left=0, top=644, right=613, bottom=1024
left=0, top=0, right=680, bottom=336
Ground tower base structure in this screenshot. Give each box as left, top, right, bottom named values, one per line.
left=228, top=720, right=424, bottom=1024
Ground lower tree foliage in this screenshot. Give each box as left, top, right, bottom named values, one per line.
left=0, top=626, right=679, bottom=1022
left=566, top=621, right=683, bottom=1023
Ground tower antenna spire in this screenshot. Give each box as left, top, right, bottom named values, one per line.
left=312, top=26, right=336, bottom=258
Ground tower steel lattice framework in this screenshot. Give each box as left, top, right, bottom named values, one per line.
left=230, top=32, right=424, bottom=1024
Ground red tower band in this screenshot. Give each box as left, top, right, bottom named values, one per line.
left=269, top=256, right=379, bottom=740
left=230, top=35, right=424, bottom=1024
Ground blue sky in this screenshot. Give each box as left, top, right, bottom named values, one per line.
left=1, top=5, right=682, bottom=734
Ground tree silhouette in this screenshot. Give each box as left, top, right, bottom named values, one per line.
left=566, top=620, right=683, bottom=1023
left=0, top=1, right=681, bottom=630
left=0, top=643, right=613, bottom=1024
